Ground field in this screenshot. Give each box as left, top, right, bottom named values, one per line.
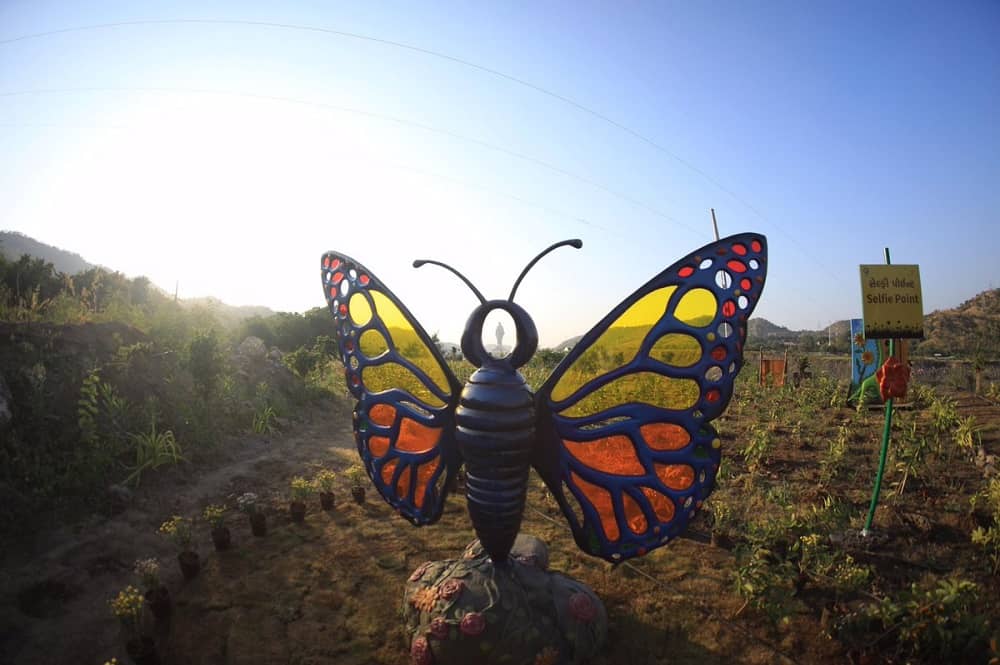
left=3, top=357, right=1000, bottom=665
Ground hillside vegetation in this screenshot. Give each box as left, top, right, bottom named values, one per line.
left=0, top=241, right=343, bottom=533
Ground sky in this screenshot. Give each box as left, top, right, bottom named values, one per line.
left=1, top=1, right=998, bottom=348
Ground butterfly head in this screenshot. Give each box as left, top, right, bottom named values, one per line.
left=414, top=239, right=582, bottom=370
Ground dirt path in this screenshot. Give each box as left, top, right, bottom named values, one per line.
left=0, top=404, right=356, bottom=665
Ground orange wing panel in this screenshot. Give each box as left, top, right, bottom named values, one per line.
left=571, top=471, right=620, bottom=542
left=396, top=418, right=442, bottom=454
left=563, top=435, right=645, bottom=476
left=655, top=464, right=695, bottom=491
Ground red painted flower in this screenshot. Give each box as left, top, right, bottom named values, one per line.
left=436, top=579, right=465, bottom=601
left=428, top=616, right=450, bottom=640
left=411, top=636, right=433, bottom=665
left=568, top=592, right=597, bottom=623
left=876, top=356, right=910, bottom=401
left=409, top=562, right=432, bottom=583
left=459, top=611, right=486, bottom=636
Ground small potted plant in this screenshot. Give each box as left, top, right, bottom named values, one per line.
left=345, top=464, right=367, bottom=504
left=313, top=469, right=337, bottom=510
left=237, top=492, right=266, bottom=536
left=110, top=584, right=160, bottom=664
left=159, top=515, right=199, bottom=580
left=134, top=558, right=170, bottom=621
left=289, top=476, right=313, bottom=522
left=202, top=504, right=231, bottom=551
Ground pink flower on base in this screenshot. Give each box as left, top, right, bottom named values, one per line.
left=409, top=562, right=433, bottom=583
left=428, top=616, right=450, bottom=640
left=436, top=578, right=465, bottom=601
left=459, top=611, right=486, bottom=636
left=568, top=592, right=597, bottom=623
left=411, top=636, right=433, bottom=665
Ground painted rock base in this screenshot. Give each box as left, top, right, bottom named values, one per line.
left=402, top=535, right=606, bottom=665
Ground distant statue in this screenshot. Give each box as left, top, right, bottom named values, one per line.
left=495, top=321, right=505, bottom=352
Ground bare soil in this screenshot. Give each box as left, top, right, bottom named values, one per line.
left=2, top=388, right=998, bottom=665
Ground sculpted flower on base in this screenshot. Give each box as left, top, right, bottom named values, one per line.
left=428, top=616, right=450, bottom=640
left=411, top=636, right=433, bottom=665
left=568, top=592, right=597, bottom=623
left=410, top=587, right=438, bottom=613
left=409, top=562, right=432, bottom=583
left=436, top=578, right=465, bottom=601
left=459, top=611, right=486, bottom=636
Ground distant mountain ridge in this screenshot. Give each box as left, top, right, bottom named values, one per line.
left=5, top=231, right=996, bottom=355
left=2, top=230, right=275, bottom=323
left=0, top=231, right=98, bottom=275
left=919, top=289, right=1000, bottom=356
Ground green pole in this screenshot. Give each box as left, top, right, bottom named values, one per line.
left=862, top=247, right=895, bottom=536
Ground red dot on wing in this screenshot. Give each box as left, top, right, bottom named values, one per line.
left=722, top=300, right=736, bottom=317
left=711, top=345, right=727, bottom=361
left=323, top=256, right=330, bottom=268
left=359, top=274, right=370, bottom=286
left=678, top=266, right=694, bottom=278
left=727, top=260, right=747, bottom=273
left=330, top=287, right=337, bottom=298
left=706, top=389, right=721, bottom=403
left=751, top=240, right=762, bottom=252
left=350, top=374, right=360, bottom=387
left=731, top=243, right=747, bottom=256
left=740, top=278, right=751, bottom=291
left=332, top=271, right=344, bottom=284
left=331, top=258, right=341, bottom=269
left=339, top=304, right=348, bottom=316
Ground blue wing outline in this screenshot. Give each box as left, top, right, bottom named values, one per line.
left=533, top=233, right=768, bottom=562
left=321, top=252, right=462, bottom=524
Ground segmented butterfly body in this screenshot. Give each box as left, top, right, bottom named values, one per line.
left=321, top=234, right=768, bottom=565
left=455, top=300, right=540, bottom=563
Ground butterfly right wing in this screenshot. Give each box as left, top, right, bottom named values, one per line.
left=321, top=252, right=462, bottom=525
left=533, top=234, right=768, bottom=562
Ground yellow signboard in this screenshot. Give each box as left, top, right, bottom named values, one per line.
left=859, top=265, right=924, bottom=338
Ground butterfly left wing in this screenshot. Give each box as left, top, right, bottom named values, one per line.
left=321, top=252, right=462, bottom=525
left=533, top=234, right=767, bottom=562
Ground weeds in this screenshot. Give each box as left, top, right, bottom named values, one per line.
left=124, top=417, right=185, bottom=487
left=835, top=577, right=991, bottom=662
left=970, top=478, right=1000, bottom=574
left=954, top=416, right=983, bottom=452
left=743, top=425, right=772, bottom=474
left=821, top=425, right=850, bottom=481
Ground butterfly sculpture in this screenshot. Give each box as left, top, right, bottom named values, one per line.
left=321, top=234, right=767, bottom=564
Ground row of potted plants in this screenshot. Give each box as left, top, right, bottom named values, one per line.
left=106, top=464, right=369, bottom=664
left=288, top=464, right=368, bottom=521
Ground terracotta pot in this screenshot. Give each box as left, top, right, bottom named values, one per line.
left=290, top=500, right=306, bottom=522
left=126, top=635, right=161, bottom=665
left=249, top=511, right=267, bottom=536
left=319, top=491, right=335, bottom=510
left=211, top=526, right=231, bottom=551
left=351, top=487, right=365, bottom=504
left=177, top=550, right=200, bottom=580
left=144, top=586, right=171, bottom=621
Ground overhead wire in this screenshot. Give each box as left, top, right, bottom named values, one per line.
left=0, top=17, right=824, bottom=263
left=0, top=86, right=699, bottom=237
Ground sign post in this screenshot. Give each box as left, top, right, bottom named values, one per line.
left=859, top=250, right=923, bottom=536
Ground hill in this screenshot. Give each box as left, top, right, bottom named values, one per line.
left=1, top=231, right=275, bottom=324
left=918, top=289, right=1000, bottom=357
left=0, top=230, right=97, bottom=274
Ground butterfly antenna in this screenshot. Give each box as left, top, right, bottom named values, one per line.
left=508, top=239, right=583, bottom=302
left=412, top=259, right=488, bottom=305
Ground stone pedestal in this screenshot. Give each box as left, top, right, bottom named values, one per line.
left=402, top=534, right=606, bottom=665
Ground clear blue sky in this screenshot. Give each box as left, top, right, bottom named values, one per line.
left=1, top=1, right=997, bottom=347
